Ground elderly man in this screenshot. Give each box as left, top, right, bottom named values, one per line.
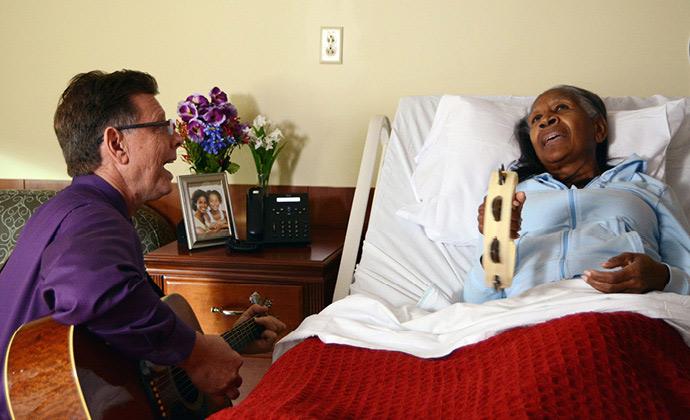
left=0, top=70, right=285, bottom=420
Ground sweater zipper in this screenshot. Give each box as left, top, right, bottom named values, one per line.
left=559, top=189, right=577, bottom=279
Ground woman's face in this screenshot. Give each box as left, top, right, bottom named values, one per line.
left=527, top=89, right=607, bottom=174
left=209, top=193, right=221, bottom=211
left=195, top=195, right=208, bottom=213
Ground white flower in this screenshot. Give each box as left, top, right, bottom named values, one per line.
left=265, top=128, right=283, bottom=149
left=252, top=114, right=269, bottom=128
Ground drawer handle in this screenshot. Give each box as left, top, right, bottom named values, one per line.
left=211, top=307, right=244, bottom=316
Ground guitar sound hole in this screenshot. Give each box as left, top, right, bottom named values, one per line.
left=171, top=367, right=201, bottom=405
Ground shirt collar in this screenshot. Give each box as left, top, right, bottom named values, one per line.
left=71, top=174, right=131, bottom=220
left=529, top=154, right=647, bottom=189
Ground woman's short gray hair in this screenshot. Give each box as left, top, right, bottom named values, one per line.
left=549, top=84, right=607, bottom=119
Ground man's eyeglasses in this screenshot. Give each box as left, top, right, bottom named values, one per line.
left=97, top=119, right=176, bottom=144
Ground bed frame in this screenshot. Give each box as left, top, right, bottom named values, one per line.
left=333, top=115, right=391, bottom=302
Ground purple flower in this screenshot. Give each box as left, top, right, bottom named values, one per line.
left=177, top=101, right=198, bottom=122
left=186, top=93, right=209, bottom=106
left=202, top=106, right=227, bottom=126
left=218, top=102, right=238, bottom=119
left=186, top=120, right=205, bottom=143
left=177, top=86, right=247, bottom=173
left=210, top=87, right=228, bottom=104
left=196, top=102, right=211, bottom=119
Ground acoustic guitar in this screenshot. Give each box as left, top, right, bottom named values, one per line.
left=4, top=292, right=272, bottom=420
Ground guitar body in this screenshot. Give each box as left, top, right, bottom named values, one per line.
left=5, top=293, right=267, bottom=420
left=5, top=316, right=154, bottom=420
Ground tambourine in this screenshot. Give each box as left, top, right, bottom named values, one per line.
left=482, top=166, right=517, bottom=291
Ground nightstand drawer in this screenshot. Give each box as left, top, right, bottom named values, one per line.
left=164, top=278, right=303, bottom=341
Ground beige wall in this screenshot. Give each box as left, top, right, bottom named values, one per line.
left=1, top=0, right=689, bottom=187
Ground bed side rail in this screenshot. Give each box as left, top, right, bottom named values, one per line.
left=332, top=115, right=391, bottom=302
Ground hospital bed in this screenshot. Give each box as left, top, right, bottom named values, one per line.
left=212, top=93, right=690, bottom=419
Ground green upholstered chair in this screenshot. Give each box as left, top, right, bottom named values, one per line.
left=0, top=189, right=175, bottom=267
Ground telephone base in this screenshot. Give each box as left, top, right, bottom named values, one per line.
left=226, top=238, right=263, bottom=253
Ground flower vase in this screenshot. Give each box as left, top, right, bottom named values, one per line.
left=258, top=172, right=270, bottom=194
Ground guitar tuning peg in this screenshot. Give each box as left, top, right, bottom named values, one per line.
left=249, top=291, right=261, bottom=305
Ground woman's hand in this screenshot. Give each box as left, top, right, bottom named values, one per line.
left=233, top=304, right=287, bottom=354
left=208, top=220, right=229, bottom=231
left=477, top=191, right=526, bottom=239
left=582, top=252, right=669, bottom=293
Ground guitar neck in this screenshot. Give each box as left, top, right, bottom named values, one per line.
left=221, top=316, right=265, bottom=352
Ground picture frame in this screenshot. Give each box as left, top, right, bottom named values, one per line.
left=178, top=173, right=237, bottom=249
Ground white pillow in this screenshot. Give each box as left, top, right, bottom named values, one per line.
left=607, top=103, right=685, bottom=178
left=397, top=96, right=527, bottom=246
left=396, top=94, right=686, bottom=246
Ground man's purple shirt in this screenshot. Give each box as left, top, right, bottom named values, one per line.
left=0, top=174, right=196, bottom=419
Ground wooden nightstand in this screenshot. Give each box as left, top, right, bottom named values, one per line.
left=144, top=227, right=345, bottom=341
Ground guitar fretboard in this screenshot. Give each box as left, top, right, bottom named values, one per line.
left=222, top=316, right=266, bottom=352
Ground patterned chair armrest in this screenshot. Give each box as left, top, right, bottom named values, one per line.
left=0, top=190, right=58, bottom=266
left=133, top=205, right=176, bottom=254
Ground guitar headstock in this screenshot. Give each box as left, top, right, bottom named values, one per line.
left=249, top=291, right=273, bottom=310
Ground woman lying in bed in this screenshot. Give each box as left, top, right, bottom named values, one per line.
left=463, top=85, right=690, bottom=303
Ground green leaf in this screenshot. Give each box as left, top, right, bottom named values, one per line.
left=249, top=146, right=263, bottom=173
left=265, top=143, right=286, bottom=173
left=226, top=162, right=240, bottom=174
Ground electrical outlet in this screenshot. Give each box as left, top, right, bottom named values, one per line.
left=320, top=27, right=343, bottom=64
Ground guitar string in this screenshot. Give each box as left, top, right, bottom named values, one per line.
left=156, top=316, right=260, bottom=388
left=172, top=315, right=267, bottom=398
left=173, top=324, right=262, bottom=397
left=153, top=318, right=263, bottom=398
left=151, top=312, right=269, bottom=397
left=160, top=316, right=264, bottom=390
left=152, top=298, right=273, bottom=395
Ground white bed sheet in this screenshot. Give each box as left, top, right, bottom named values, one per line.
left=275, top=279, right=690, bottom=360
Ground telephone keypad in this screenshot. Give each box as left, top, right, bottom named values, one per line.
left=265, top=194, right=311, bottom=244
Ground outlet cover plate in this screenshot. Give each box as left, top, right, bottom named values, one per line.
left=320, top=27, right=343, bottom=64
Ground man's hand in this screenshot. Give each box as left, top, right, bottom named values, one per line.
left=234, top=303, right=287, bottom=354
left=582, top=252, right=669, bottom=293
left=178, top=332, right=244, bottom=403
left=177, top=304, right=286, bottom=403
left=478, top=191, right=526, bottom=239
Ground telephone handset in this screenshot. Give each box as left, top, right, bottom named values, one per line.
left=246, top=187, right=266, bottom=242
left=228, top=187, right=311, bottom=252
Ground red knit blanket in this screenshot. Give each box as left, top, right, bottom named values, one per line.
left=211, top=312, right=690, bottom=420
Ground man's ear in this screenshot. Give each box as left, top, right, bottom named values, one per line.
left=102, top=127, right=130, bottom=165
left=593, top=114, right=608, bottom=144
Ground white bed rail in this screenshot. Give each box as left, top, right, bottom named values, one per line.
left=332, top=115, right=391, bottom=302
